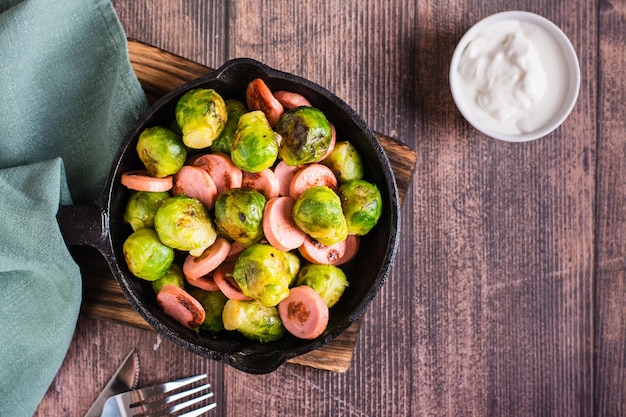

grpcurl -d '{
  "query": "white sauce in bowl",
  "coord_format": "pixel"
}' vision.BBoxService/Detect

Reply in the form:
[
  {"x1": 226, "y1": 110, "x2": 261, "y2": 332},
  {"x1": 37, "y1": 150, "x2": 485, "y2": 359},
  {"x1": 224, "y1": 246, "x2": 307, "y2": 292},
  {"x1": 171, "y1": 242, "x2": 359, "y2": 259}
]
[{"x1": 455, "y1": 20, "x2": 570, "y2": 135}]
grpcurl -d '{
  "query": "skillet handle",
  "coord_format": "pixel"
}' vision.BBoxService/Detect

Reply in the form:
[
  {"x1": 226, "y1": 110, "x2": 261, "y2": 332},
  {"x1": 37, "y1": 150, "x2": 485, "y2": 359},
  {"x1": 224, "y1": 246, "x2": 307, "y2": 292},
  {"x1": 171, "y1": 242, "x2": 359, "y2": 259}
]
[{"x1": 56, "y1": 203, "x2": 109, "y2": 252}]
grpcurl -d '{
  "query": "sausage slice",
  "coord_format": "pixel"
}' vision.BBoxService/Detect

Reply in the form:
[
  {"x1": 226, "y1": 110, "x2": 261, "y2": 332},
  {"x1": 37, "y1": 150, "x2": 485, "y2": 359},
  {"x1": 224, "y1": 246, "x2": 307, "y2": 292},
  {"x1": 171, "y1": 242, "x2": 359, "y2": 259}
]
[
  {"x1": 156, "y1": 284, "x2": 206, "y2": 329},
  {"x1": 278, "y1": 286, "x2": 329, "y2": 340}
]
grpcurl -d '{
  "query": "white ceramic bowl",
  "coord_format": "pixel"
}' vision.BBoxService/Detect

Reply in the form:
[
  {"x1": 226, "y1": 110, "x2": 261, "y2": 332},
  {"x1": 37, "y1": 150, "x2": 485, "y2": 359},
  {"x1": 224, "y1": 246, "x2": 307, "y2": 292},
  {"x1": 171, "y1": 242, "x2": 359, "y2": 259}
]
[{"x1": 449, "y1": 11, "x2": 580, "y2": 142}]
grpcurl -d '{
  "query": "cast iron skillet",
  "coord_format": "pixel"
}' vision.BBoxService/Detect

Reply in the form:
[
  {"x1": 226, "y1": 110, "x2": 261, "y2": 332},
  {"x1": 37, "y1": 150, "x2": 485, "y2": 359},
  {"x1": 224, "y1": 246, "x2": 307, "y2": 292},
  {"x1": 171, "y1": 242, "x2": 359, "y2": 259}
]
[{"x1": 57, "y1": 58, "x2": 400, "y2": 374}]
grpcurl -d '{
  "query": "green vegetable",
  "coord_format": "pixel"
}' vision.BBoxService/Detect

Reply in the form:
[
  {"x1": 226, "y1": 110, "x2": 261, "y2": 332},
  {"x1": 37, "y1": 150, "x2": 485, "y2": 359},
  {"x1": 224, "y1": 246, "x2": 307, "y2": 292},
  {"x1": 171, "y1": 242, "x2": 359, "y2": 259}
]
[
  {"x1": 136, "y1": 126, "x2": 187, "y2": 177},
  {"x1": 285, "y1": 251, "x2": 301, "y2": 287},
  {"x1": 175, "y1": 88, "x2": 227, "y2": 149},
  {"x1": 190, "y1": 287, "x2": 228, "y2": 332},
  {"x1": 231, "y1": 111, "x2": 279, "y2": 172},
  {"x1": 214, "y1": 188, "x2": 266, "y2": 247},
  {"x1": 276, "y1": 106, "x2": 332, "y2": 165},
  {"x1": 123, "y1": 191, "x2": 170, "y2": 232},
  {"x1": 232, "y1": 243, "x2": 291, "y2": 307},
  {"x1": 123, "y1": 228, "x2": 174, "y2": 281},
  {"x1": 295, "y1": 264, "x2": 348, "y2": 307},
  {"x1": 210, "y1": 99, "x2": 247, "y2": 155},
  {"x1": 151, "y1": 264, "x2": 185, "y2": 294},
  {"x1": 222, "y1": 299, "x2": 285, "y2": 342},
  {"x1": 320, "y1": 141, "x2": 363, "y2": 183},
  {"x1": 292, "y1": 186, "x2": 348, "y2": 246},
  {"x1": 339, "y1": 180, "x2": 382, "y2": 235},
  {"x1": 154, "y1": 195, "x2": 217, "y2": 254}
]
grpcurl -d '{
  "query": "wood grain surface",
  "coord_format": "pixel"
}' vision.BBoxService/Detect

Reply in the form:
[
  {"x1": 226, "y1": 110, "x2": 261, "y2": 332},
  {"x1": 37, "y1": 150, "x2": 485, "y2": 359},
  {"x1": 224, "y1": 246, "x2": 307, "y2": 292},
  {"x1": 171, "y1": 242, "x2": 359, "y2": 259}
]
[{"x1": 35, "y1": 1, "x2": 626, "y2": 416}]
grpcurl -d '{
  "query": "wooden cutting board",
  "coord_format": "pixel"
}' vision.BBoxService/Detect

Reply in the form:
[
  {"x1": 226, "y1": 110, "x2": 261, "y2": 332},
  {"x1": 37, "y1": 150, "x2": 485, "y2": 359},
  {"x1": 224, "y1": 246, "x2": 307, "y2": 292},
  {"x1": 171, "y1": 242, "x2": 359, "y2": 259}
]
[{"x1": 76, "y1": 40, "x2": 416, "y2": 373}]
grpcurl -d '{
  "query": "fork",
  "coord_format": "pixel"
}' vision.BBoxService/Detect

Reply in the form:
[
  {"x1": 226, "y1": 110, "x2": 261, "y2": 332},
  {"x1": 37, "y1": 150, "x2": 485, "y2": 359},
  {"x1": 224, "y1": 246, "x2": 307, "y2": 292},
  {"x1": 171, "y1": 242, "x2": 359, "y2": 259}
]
[{"x1": 100, "y1": 374, "x2": 216, "y2": 417}]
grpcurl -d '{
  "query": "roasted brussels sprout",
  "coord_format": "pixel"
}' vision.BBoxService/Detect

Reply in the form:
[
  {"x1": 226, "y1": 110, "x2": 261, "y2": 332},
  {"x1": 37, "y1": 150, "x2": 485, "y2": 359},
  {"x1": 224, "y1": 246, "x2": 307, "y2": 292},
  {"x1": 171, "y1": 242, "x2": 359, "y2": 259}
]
[
  {"x1": 276, "y1": 106, "x2": 332, "y2": 166},
  {"x1": 320, "y1": 141, "x2": 363, "y2": 183},
  {"x1": 231, "y1": 111, "x2": 279, "y2": 172},
  {"x1": 123, "y1": 191, "x2": 170, "y2": 232},
  {"x1": 285, "y1": 251, "x2": 301, "y2": 286},
  {"x1": 175, "y1": 88, "x2": 227, "y2": 149},
  {"x1": 151, "y1": 264, "x2": 185, "y2": 294},
  {"x1": 154, "y1": 195, "x2": 217, "y2": 254},
  {"x1": 222, "y1": 299, "x2": 285, "y2": 342},
  {"x1": 295, "y1": 264, "x2": 348, "y2": 308},
  {"x1": 210, "y1": 99, "x2": 247, "y2": 155},
  {"x1": 190, "y1": 287, "x2": 228, "y2": 332},
  {"x1": 123, "y1": 228, "x2": 174, "y2": 281},
  {"x1": 233, "y1": 243, "x2": 291, "y2": 307},
  {"x1": 292, "y1": 186, "x2": 348, "y2": 246},
  {"x1": 136, "y1": 126, "x2": 187, "y2": 178},
  {"x1": 214, "y1": 188, "x2": 266, "y2": 247},
  {"x1": 339, "y1": 180, "x2": 382, "y2": 236}
]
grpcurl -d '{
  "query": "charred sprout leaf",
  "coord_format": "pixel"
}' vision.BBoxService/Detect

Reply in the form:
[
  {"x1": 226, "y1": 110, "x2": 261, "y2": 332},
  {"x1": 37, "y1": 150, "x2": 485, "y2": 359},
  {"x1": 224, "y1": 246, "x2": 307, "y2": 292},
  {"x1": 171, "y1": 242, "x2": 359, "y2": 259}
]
[
  {"x1": 233, "y1": 243, "x2": 290, "y2": 307},
  {"x1": 175, "y1": 88, "x2": 227, "y2": 149},
  {"x1": 295, "y1": 264, "x2": 348, "y2": 308},
  {"x1": 190, "y1": 287, "x2": 228, "y2": 332},
  {"x1": 222, "y1": 299, "x2": 285, "y2": 342},
  {"x1": 210, "y1": 99, "x2": 247, "y2": 155},
  {"x1": 292, "y1": 186, "x2": 348, "y2": 246},
  {"x1": 154, "y1": 195, "x2": 217, "y2": 253},
  {"x1": 136, "y1": 126, "x2": 187, "y2": 178},
  {"x1": 123, "y1": 191, "x2": 170, "y2": 232},
  {"x1": 214, "y1": 188, "x2": 266, "y2": 247},
  {"x1": 339, "y1": 180, "x2": 382, "y2": 235},
  {"x1": 123, "y1": 228, "x2": 174, "y2": 281},
  {"x1": 151, "y1": 264, "x2": 185, "y2": 294},
  {"x1": 231, "y1": 111, "x2": 279, "y2": 172},
  {"x1": 320, "y1": 140, "x2": 363, "y2": 183},
  {"x1": 276, "y1": 106, "x2": 332, "y2": 165}
]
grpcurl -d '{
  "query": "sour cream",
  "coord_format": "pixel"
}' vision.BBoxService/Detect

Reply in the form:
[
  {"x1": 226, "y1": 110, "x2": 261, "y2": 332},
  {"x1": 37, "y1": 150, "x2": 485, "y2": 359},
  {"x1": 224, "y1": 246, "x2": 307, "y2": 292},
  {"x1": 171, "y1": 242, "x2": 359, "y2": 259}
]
[{"x1": 454, "y1": 20, "x2": 570, "y2": 135}]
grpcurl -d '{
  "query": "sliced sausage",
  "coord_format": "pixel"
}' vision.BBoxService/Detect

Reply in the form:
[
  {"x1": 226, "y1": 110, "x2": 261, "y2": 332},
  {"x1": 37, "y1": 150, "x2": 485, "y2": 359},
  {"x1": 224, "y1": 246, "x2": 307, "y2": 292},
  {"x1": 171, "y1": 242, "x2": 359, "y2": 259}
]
[
  {"x1": 121, "y1": 171, "x2": 173, "y2": 192},
  {"x1": 242, "y1": 169, "x2": 280, "y2": 200},
  {"x1": 263, "y1": 197, "x2": 306, "y2": 252},
  {"x1": 278, "y1": 285, "x2": 329, "y2": 340},
  {"x1": 186, "y1": 273, "x2": 220, "y2": 292},
  {"x1": 183, "y1": 237, "x2": 231, "y2": 281},
  {"x1": 298, "y1": 235, "x2": 346, "y2": 264},
  {"x1": 246, "y1": 78, "x2": 284, "y2": 127},
  {"x1": 289, "y1": 163, "x2": 338, "y2": 200},
  {"x1": 156, "y1": 284, "x2": 206, "y2": 329},
  {"x1": 274, "y1": 160, "x2": 301, "y2": 197},
  {"x1": 273, "y1": 90, "x2": 312, "y2": 110},
  {"x1": 225, "y1": 241, "x2": 246, "y2": 262},
  {"x1": 333, "y1": 234, "x2": 360, "y2": 265},
  {"x1": 191, "y1": 152, "x2": 243, "y2": 196},
  {"x1": 213, "y1": 262, "x2": 252, "y2": 301},
  {"x1": 172, "y1": 165, "x2": 218, "y2": 209},
  {"x1": 315, "y1": 122, "x2": 337, "y2": 162}
]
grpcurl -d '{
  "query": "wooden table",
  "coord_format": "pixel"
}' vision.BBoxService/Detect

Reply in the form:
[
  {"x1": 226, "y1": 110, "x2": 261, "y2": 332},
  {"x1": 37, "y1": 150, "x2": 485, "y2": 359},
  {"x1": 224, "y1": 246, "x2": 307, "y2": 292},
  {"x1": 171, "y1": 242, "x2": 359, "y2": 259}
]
[{"x1": 35, "y1": 1, "x2": 625, "y2": 416}]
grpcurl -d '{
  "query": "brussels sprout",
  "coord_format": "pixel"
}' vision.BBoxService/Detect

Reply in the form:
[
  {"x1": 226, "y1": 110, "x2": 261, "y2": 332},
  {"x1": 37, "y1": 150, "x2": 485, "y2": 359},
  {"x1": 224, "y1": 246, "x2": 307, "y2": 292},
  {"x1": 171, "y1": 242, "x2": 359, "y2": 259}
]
[
  {"x1": 123, "y1": 228, "x2": 174, "y2": 281},
  {"x1": 222, "y1": 299, "x2": 285, "y2": 342},
  {"x1": 295, "y1": 264, "x2": 348, "y2": 308},
  {"x1": 154, "y1": 195, "x2": 217, "y2": 253},
  {"x1": 339, "y1": 180, "x2": 383, "y2": 236},
  {"x1": 231, "y1": 111, "x2": 279, "y2": 172},
  {"x1": 292, "y1": 186, "x2": 348, "y2": 246},
  {"x1": 285, "y1": 251, "x2": 301, "y2": 286},
  {"x1": 214, "y1": 188, "x2": 266, "y2": 247},
  {"x1": 320, "y1": 141, "x2": 363, "y2": 183},
  {"x1": 136, "y1": 126, "x2": 187, "y2": 178},
  {"x1": 189, "y1": 287, "x2": 228, "y2": 332},
  {"x1": 151, "y1": 264, "x2": 185, "y2": 294},
  {"x1": 233, "y1": 243, "x2": 290, "y2": 307},
  {"x1": 210, "y1": 99, "x2": 247, "y2": 155},
  {"x1": 123, "y1": 191, "x2": 170, "y2": 232},
  {"x1": 276, "y1": 106, "x2": 332, "y2": 166},
  {"x1": 175, "y1": 88, "x2": 227, "y2": 149}
]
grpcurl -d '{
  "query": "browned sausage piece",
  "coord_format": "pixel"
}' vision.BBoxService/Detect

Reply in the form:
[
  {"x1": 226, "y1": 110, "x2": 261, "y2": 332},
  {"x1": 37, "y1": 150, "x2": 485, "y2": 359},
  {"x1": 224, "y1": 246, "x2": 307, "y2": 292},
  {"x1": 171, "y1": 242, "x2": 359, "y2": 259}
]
[
  {"x1": 241, "y1": 169, "x2": 280, "y2": 200},
  {"x1": 278, "y1": 285, "x2": 329, "y2": 340},
  {"x1": 156, "y1": 284, "x2": 206, "y2": 329},
  {"x1": 289, "y1": 163, "x2": 338, "y2": 200},
  {"x1": 121, "y1": 171, "x2": 173, "y2": 192},
  {"x1": 183, "y1": 237, "x2": 231, "y2": 281},
  {"x1": 274, "y1": 160, "x2": 301, "y2": 197},
  {"x1": 246, "y1": 78, "x2": 284, "y2": 127},
  {"x1": 332, "y1": 234, "x2": 360, "y2": 265},
  {"x1": 298, "y1": 235, "x2": 346, "y2": 264},
  {"x1": 263, "y1": 197, "x2": 306, "y2": 251},
  {"x1": 191, "y1": 152, "x2": 243, "y2": 196},
  {"x1": 272, "y1": 90, "x2": 312, "y2": 110},
  {"x1": 213, "y1": 262, "x2": 252, "y2": 301},
  {"x1": 172, "y1": 165, "x2": 218, "y2": 209}
]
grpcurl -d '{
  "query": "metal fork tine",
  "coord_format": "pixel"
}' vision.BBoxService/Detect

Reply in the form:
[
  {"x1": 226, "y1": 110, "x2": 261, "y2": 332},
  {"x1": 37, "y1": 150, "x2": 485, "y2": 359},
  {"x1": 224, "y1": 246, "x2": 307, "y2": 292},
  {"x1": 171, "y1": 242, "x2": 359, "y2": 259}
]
[
  {"x1": 178, "y1": 402, "x2": 218, "y2": 417},
  {"x1": 130, "y1": 374, "x2": 208, "y2": 404},
  {"x1": 144, "y1": 391, "x2": 215, "y2": 417}
]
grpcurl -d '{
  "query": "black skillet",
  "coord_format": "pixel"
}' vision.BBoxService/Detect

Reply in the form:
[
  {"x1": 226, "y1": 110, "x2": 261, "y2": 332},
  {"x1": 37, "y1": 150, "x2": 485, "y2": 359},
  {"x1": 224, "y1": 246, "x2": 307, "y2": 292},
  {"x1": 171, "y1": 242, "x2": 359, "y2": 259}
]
[{"x1": 57, "y1": 58, "x2": 400, "y2": 374}]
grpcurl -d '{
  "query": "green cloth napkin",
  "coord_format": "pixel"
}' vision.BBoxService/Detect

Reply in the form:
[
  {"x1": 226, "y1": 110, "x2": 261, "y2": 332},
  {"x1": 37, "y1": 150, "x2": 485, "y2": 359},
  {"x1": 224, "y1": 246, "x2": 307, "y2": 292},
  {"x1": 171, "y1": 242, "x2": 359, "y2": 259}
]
[{"x1": 0, "y1": 0, "x2": 147, "y2": 415}]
